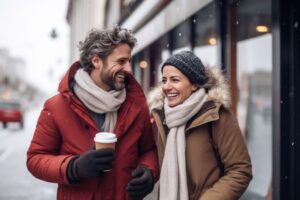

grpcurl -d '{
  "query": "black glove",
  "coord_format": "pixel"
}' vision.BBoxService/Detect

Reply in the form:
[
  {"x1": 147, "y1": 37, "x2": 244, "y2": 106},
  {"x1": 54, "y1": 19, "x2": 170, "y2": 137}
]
[
  {"x1": 68, "y1": 148, "x2": 115, "y2": 181},
  {"x1": 126, "y1": 166, "x2": 153, "y2": 200}
]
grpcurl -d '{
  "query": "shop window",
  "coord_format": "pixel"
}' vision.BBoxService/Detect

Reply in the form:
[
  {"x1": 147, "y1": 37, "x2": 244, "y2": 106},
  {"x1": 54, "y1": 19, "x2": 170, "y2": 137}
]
[
  {"x1": 120, "y1": 0, "x2": 143, "y2": 22},
  {"x1": 133, "y1": 34, "x2": 171, "y2": 90},
  {"x1": 149, "y1": 34, "x2": 171, "y2": 87},
  {"x1": 193, "y1": 2, "x2": 218, "y2": 67},
  {"x1": 230, "y1": 0, "x2": 272, "y2": 199},
  {"x1": 132, "y1": 52, "x2": 143, "y2": 84},
  {"x1": 135, "y1": 49, "x2": 151, "y2": 93},
  {"x1": 238, "y1": 35, "x2": 272, "y2": 200},
  {"x1": 170, "y1": 19, "x2": 192, "y2": 53}
]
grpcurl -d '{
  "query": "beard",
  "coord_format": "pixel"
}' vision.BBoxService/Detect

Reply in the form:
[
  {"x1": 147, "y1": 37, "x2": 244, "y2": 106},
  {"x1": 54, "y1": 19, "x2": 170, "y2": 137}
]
[{"x1": 100, "y1": 70, "x2": 126, "y2": 91}]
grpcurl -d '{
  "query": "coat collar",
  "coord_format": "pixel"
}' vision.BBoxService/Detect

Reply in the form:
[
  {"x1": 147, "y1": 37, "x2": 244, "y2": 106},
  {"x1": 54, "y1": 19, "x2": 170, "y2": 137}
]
[
  {"x1": 185, "y1": 99, "x2": 222, "y2": 131},
  {"x1": 147, "y1": 66, "x2": 231, "y2": 113},
  {"x1": 148, "y1": 66, "x2": 230, "y2": 131},
  {"x1": 58, "y1": 61, "x2": 80, "y2": 94},
  {"x1": 114, "y1": 74, "x2": 148, "y2": 138},
  {"x1": 152, "y1": 99, "x2": 222, "y2": 131},
  {"x1": 57, "y1": 61, "x2": 147, "y2": 137},
  {"x1": 58, "y1": 61, "x2": 146, "y2": 98}
]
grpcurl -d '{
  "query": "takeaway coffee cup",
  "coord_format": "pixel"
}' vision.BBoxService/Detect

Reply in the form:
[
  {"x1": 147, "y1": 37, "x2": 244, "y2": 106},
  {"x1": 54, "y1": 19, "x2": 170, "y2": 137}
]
[{"x1": 94, "y1": 132, "x2": 118, "y2": 151}]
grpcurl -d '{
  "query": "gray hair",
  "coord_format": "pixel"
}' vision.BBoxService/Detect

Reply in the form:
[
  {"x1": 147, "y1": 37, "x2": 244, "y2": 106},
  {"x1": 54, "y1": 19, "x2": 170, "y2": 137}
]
[{"x1": 78, "y1": 25, "x2": 137, "y2": 74}]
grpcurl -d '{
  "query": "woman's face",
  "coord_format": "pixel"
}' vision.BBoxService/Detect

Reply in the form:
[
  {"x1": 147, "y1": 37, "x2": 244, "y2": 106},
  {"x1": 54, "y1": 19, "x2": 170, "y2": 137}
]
[{"x1": 162, "y1": 65, "x2": 198, "y2": 107}]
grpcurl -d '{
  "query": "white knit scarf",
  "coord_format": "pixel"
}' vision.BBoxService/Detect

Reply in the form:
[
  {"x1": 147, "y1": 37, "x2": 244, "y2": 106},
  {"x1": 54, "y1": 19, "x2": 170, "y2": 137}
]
[
  {"x1": 159, "y1": 88, "x2": 207, "y2": 200},
  {"x1": 73, "y1": 68, "x2": 126, "y2": 132}
]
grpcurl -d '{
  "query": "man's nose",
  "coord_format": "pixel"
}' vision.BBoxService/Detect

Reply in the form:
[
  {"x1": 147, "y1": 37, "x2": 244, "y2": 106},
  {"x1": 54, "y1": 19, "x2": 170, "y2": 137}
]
[{"x1": 123, "y1": 61, "x2": 132, "y2": 74}]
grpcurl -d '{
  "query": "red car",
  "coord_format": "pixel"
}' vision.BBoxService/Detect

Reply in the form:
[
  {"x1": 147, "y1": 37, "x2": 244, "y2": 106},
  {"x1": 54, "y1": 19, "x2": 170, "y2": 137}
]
[{"x1": 0, "y1": 99, "x2": 24, "y2": 129}]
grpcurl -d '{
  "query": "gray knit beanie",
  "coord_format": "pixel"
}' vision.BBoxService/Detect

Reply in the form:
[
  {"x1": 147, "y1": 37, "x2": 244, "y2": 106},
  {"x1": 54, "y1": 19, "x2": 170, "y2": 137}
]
[{"x1": 162, "y1": 51, "x2": 207, "y2": 85}]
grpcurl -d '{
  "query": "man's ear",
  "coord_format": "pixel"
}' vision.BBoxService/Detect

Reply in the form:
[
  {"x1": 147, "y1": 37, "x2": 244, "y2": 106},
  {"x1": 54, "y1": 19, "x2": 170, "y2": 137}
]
[{"x1": 91, "y1": 55, "x2": 102, "y2": 69}]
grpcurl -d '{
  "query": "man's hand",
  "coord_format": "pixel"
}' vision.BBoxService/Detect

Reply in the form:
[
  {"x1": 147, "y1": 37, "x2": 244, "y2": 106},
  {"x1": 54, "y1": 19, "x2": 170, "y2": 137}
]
[
  {"x1": 73, "y1": 148, "x2": 115, "y2": 180},
  {"x1": 126, "y1": 166, "x2": 153, "y2": 200}
]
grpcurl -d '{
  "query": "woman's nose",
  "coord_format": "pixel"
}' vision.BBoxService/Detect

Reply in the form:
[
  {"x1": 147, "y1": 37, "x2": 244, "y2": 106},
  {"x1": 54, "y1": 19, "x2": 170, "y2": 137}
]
[{"x1": 163, "y1": 81, "x2": 172, "y2": 91}]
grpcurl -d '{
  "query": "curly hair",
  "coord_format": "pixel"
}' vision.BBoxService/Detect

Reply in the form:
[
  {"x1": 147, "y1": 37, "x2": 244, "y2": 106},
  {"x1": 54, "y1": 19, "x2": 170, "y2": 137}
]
[{"x1": 78, "y1": 26, "x2": 137, "y2": 74}]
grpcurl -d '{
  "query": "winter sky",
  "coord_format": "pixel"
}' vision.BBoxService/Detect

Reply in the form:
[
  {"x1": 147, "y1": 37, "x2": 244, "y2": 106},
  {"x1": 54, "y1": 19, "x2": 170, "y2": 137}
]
[{"x1": 0, "y1": 0, "x2": 70, "y2": 94}]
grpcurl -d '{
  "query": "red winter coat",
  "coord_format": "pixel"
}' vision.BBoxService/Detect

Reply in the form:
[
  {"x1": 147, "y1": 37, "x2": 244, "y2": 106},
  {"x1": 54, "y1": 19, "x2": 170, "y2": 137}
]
[{"x1": 27, "y1": 62, "x2": 159, "y2": 200}]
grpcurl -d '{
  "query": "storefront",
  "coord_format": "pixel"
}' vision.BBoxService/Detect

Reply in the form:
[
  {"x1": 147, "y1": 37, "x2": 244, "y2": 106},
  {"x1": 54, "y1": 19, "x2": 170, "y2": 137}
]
[{"x1": 113, "y1": 0, "x2": 300, "y2": 199}]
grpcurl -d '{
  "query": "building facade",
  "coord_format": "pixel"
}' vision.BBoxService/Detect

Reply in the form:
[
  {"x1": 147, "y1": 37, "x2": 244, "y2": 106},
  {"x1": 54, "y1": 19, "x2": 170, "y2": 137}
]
[
  {"x1": 66, "y1": 0, "x2": 106, "y2": 63},
  {"x1": 104, "y1": 0, "x2": 300, "y2": 199}
]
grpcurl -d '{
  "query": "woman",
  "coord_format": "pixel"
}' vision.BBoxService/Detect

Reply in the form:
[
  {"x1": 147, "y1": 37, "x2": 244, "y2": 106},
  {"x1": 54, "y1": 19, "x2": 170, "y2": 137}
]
[{"x1": 147, "y1": 51, "x2": 252, "y2": 200}]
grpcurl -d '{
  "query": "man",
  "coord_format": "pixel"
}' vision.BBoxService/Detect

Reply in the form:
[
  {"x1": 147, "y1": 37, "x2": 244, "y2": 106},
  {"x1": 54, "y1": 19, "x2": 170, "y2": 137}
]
[{"x1": 27, "y1": 26, "x2": 159, "y2": 200}]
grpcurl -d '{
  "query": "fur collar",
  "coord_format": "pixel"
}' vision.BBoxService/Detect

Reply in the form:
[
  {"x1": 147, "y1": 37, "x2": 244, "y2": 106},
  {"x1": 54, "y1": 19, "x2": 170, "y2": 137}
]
[{"x1": 147, "y1": 67, "x2": 231, "y2": 112}]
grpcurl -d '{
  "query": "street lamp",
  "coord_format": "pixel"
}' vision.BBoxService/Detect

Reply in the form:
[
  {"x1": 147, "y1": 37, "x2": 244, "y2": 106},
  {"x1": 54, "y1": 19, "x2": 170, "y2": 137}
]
[{"x1": 50, "y1": 28, "x2": 58, "y2": 39}]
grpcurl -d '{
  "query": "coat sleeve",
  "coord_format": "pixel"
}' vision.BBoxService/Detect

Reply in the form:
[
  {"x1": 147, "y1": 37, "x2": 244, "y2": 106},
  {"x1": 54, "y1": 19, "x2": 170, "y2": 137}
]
[
  {"x1": 26, "y1": 101, "x2": 74, "y2": 184},
  {"x1": 200, "y1": 108, "x2": 253, "y2": 200},
  {"x1": 137, "y1": 102, "x2": 159, "y2": 182}
]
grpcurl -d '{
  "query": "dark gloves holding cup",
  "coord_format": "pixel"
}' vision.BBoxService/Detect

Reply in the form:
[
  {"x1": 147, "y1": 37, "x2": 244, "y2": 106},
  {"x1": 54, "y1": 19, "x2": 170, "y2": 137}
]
[
  {"x1": 67, "y1": 148, "x2": 115, "y2": 182},
  {"x1": 126, "y1": 166, "x2": 154, "y2": 200}
]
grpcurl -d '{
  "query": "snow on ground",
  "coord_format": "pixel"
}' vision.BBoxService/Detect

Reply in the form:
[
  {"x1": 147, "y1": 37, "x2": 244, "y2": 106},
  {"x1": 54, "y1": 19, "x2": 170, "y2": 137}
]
[{"x1": 0, "y1": 97, "x2": 57, "y2": 200}]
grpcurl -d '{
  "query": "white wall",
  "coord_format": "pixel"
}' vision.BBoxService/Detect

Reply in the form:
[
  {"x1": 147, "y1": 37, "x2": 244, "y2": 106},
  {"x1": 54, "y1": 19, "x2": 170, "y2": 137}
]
[
  {"x1": 67, "y1": 0, "x2": 106, "y2": 63},
  {"x1": 122, "y1": 0, "x2": 213, "y2": 55}
]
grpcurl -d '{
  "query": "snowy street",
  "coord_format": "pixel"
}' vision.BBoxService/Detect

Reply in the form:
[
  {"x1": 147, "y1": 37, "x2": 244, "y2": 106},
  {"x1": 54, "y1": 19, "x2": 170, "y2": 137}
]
[{"x1": 0, "y1": 101, "x2": 57, "y2": 200}]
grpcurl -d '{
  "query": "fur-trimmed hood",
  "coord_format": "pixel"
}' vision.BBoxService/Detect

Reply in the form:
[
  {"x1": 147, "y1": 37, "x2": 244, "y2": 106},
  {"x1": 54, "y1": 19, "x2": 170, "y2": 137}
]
[{"x1": 147, "y1": 66, "x2": 231, "y2": 112}]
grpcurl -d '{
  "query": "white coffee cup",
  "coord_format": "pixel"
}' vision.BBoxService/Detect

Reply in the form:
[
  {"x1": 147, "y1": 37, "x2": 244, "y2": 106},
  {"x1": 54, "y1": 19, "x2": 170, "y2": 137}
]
[{"x1": 94, "y1": 132, "x2": 118, "y2": 150}]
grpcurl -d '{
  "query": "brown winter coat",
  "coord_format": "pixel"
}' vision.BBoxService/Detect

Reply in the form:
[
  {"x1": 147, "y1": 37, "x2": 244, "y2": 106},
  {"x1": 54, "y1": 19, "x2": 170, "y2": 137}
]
[{"x1": 147, "y1": 67, "x2": 252, "y2": 200}]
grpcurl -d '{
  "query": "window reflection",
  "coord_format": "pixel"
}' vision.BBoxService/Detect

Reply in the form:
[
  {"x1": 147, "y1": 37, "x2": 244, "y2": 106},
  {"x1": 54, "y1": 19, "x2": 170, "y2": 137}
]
[
  {"x1": 170, "y1": 19, "x2": 192, "y2": 53},
  {"x1": 193, "y1": 3, "x2": 217, "y2": 67},
  {"x1": 238, "y1": 35, "x2": 272, "y2": 199},
  {"x1": 234, "y1": 0, "x2": 272, "y2": 199}
]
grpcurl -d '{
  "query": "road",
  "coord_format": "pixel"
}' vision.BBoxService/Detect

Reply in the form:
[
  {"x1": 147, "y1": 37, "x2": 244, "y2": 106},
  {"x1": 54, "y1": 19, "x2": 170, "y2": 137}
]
[{"x1": 0, "y1": 103, "x2": 57, "y2": 200}]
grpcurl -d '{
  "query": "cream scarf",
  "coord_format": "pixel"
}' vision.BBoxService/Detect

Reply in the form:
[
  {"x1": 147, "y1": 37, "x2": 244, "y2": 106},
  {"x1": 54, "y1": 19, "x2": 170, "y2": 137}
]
[
  {"x1": 159, "y1": 88, "x2": 207, "y2": 200},
  {"x1": 73, "y1": 68, "x2": 126, "y2": 132}
]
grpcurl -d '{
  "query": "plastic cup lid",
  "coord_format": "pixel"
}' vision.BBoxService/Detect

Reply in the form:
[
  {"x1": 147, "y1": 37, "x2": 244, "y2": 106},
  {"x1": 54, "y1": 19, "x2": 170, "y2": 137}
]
[{"x1": 94, "y1": 132, "x2": 117, "y2": 143}]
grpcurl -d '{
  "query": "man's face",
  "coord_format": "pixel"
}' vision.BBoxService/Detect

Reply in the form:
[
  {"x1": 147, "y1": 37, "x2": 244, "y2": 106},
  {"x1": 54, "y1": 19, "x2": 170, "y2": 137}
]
[{"x1": 91, "y1": 43, "x2": 132, "y2": 91}]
